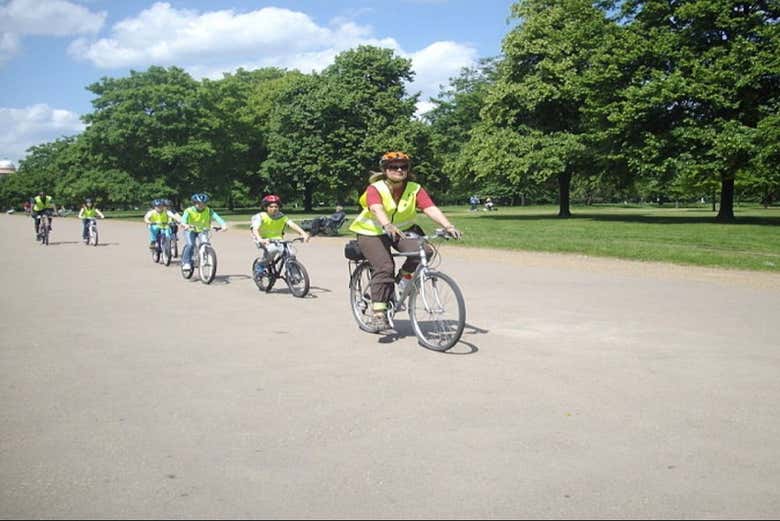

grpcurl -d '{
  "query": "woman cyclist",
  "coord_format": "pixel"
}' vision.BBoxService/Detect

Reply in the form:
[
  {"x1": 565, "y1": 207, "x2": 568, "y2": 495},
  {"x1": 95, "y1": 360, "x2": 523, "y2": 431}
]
[
  {"x1": 251, "y1": 194, "x2": 310, "y2": 273},
  {"x1": 180, "y1": 193, "x2": 228, "y2": 271},
  {"x1": 78, "y1": 198, "x2": 104, "y2": 243},
  {"x1": 349, "y1": 151, "x2": 462, "y2": 332}
]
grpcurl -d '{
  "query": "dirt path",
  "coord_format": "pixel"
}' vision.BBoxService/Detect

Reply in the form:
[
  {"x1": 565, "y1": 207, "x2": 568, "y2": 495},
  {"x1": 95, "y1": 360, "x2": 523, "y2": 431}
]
[{"x1": 1, "y1": 214, "x2": 779, "y2": 519}]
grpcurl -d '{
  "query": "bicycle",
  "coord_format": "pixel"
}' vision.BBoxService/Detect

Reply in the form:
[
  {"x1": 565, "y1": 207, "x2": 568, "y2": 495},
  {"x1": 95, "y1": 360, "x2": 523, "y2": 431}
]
[
  {"x1": 84, "y1": 218, "x2": 99, "y2": 246},
  {"x1": 347, "y1": 229, "x2": 466, "y2": 352},
  {"x1": 150, "y1": 225, "x2": 172, "y2": 266},
  {"x1": 181, "y1": 226, "x2": 220, "y2": 284},
  {"x1": 35, "y1": 213, "x2": 52, "y2": 245},
  {"x1": 252, "y1": 237, "x2": 310, "y2": 297}
]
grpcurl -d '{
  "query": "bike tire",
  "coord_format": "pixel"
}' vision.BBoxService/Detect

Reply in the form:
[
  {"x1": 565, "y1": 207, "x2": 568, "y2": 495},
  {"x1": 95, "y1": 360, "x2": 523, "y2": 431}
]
[
  {"x1": 171, "y1": 239, "x2": 178, "y2": 258},
  {"x1": 42, "y1": 224, "x2": 49, "y2": 245},
  {"x1": 152, "y1": 247, "x2": 160, "y2": 263},
  {"x1": 348, "y1": 262, "x2": 376, "y2": 333},
  {"x1": 91, "y1": 226, "x2": 99, "y2": 246},
  {"x1": 162, "y1": 236, "x2": 172, "y2": 266},
  {"x1": 409, "y1": 270, "x2": 466, "y2": 352},
  {"x1": 252, "y1": 258, "x2": 274, "y2": 293},
  {"x1": 284, "y1": 259, "x2": 310, "y2": 298},
  {"x1": 199, "y1": 245, "x2": 217, "y2": 284}
]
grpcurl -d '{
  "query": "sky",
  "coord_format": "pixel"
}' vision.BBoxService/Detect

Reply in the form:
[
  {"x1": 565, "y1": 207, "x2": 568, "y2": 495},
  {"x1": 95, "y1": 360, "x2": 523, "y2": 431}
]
[{"x1": 0, "y1": 0, "x2": 517, "y2": 166}]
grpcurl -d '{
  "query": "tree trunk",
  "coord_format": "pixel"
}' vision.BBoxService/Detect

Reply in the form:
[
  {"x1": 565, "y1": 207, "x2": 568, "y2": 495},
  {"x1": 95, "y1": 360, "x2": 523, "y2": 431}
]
[
  {"x1": 558, "y1": 171, "x2": 572, "y2": 218},
  {"x1": 716, "y1": 178, "x2": 735, "y2": 221},
  {"x1": 304, "y1": 183, "x2": 314, "y2": 212}
]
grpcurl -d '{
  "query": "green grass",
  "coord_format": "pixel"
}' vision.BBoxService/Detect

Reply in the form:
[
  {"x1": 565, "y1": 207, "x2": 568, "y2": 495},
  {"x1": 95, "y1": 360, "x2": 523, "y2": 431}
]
[
  {"x1": 433, "y1": 205, "x2": 780, "y2": 272},
  {"x1": 106, "y1": 204, "x2": 780, "y2": 272}
]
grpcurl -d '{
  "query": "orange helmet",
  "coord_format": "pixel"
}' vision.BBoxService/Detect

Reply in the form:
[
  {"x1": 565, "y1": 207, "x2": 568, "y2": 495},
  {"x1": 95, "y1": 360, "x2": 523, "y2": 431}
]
[{"x1": 379, "y1": 151, "x2": 411, "y2": 169}]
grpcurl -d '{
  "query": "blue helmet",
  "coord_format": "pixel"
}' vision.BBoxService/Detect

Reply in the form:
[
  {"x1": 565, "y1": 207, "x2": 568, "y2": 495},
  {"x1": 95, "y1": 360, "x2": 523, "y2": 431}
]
[{"x1": 191, "y1": 193, "x2": 209, "y2": 203}]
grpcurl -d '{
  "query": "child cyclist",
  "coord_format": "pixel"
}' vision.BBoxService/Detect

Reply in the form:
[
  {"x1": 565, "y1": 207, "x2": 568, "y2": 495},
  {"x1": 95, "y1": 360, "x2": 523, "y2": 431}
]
[
  {"x1": 78, "y1": 198, "x2": 104, "y2": 243},
  {"x1": 143, "y1": 199, "x2": 178, "y2": 251},
  {"x1": 251, "y1": 194, "x2": 310, "y2": 273},
  {"x1": 181, "y1": 193, "x2": 228, "y2": 271}
]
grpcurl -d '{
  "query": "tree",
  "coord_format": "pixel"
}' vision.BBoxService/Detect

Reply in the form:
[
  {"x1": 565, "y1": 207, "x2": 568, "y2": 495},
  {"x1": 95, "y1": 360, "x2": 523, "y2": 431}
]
[
  {"x1": 82, "y1": 66, "x2": 214, "y2": 200},
  {"x1": 616, "y1": 0, "x2": 780, "y2": 220},
  {"x1": 480, "y1": 0, "x2": 617, "y2": 217},
  {"x1": 262, "y1": 46, "x2": 423, "y2": 210}
]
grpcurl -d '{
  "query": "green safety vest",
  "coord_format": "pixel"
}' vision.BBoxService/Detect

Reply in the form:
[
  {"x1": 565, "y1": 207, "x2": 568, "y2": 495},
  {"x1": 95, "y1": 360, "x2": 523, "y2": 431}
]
[
  {"x1": 33, "y1": 195, "x2": 53, "y2": 212},
  {"x1": 184, "y1": 206, "x2": 212, "y2": 231},
  {"x1": 349, "y1": 180, "x2": 421, "y2": 236},
  {"x1": 82, "y1": 207, "x2": 98, "y2": 218},
  {"x1": 148, "y1": 210, "x2": 170, "y2": 227},
  {"x1": 255, "y1": 212, "x2": 289, "y2": 240}
]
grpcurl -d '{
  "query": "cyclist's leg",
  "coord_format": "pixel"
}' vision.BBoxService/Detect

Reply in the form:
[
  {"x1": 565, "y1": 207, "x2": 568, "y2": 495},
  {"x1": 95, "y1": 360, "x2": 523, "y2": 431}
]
[
  {"x1": 148, "y1": 225, "x2": 160, "y2": 249},
  {"x1": 82, "y1": 219, "x2": 90, "y2": 239},
  {"x1": 181, "y1": 230, "x2": 197, "y2": 266},
  {"x1": 32, "y1": 211, "x2": 41, "y2": 234},
  {"x1": 357, "y1": 234, "x2": 395, "y2": 321}
]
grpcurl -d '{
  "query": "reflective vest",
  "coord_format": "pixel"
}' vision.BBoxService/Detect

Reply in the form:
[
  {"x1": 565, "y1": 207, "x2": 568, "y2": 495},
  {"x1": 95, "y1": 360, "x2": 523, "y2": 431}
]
[
  {"x1": 148, "y1": 210, "x2": 170, "y2": 227},
  {"x1": 33, "y1": 195, "x2": 53, "y2": 212},
  {"x1": 82, "y1": 207, "x2": 97, "y2": 219},
  {"x1": 254, "y1": 212, "x2": 289, "y2": 240},
  {"x1": 349, "y1": 181, "x2": 421, "y2": 236},
  {"x1": 183, "y1": 206, "x2": 212, "y2": 231}
]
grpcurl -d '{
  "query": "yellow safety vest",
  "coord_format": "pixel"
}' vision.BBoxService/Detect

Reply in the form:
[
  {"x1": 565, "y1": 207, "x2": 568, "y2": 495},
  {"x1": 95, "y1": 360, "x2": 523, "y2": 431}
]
[
  {"x1": 255, "y1": 212, "x2": 289, "y2": 240},
  {"x1": 349, "y1": 181, "x2": 421, "y2": 236},
  {"x1": 82, "y1": 207, "x2": 98, "y2": 218},
  {"x1": 183, "y1": 206, "x2": 211, "y2": 231},
  {"x1": 148, "y1": 210, "x2": 170, "y2": 227},
  {"x1": 33, "y1": 195, "x2": 53, "y2": 212}
]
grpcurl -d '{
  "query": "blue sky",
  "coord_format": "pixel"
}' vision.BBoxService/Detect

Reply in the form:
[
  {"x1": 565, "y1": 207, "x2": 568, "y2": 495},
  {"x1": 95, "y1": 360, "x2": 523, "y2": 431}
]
[{"x1": 0, "y1": 0, "x2": 517, "y2": 166}]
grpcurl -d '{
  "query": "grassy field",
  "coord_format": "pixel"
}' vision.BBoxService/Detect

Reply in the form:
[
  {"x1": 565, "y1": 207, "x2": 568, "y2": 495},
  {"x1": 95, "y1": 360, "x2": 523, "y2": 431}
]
[{"x1": 108, "y1": 204, "x2": 780, "y2": 272}]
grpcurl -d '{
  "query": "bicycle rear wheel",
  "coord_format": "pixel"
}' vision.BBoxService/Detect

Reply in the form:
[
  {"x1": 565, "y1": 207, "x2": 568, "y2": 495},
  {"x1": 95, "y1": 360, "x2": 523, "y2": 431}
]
[
  {"x1": 348, "y1": 262, "x2": 375, "y2": 332},
  {"x1": 199, "y1": 245, "x2": 217, "y2": 284},
  {"x1": 284, "y1": 259, "x2": 310, "y2": 298},
  {"x1": 409, "y1": 270, "x2": 466, "y2": 352}
]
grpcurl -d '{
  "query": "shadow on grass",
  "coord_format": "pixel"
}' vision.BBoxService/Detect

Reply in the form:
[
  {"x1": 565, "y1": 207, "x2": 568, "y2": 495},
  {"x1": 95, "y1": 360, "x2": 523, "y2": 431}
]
[{"x1": 477, "y1": 212, "x2": 780, "y2": 226}]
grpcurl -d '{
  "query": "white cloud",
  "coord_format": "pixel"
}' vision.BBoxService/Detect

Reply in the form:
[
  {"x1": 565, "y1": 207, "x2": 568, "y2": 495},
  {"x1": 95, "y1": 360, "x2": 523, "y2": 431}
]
[
  {"x1": 407, "y1": 41, "x2": 478, "y2": 110},
  {"x1": 0, "y1": 104, "x2": 85, "y2": 164},
  {"x1": 66, "y1": 2, "x2": 477, "y2": 115},
  {"x1": 0, "y1": 0, "x2": 105, "y2": 63}
]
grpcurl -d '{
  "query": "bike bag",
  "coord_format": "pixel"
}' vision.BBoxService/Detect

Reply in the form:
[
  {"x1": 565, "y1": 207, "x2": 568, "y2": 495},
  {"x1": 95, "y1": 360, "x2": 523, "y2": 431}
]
[{"x1": 344, "y1": 240, "x2": 364, "y2": 260}]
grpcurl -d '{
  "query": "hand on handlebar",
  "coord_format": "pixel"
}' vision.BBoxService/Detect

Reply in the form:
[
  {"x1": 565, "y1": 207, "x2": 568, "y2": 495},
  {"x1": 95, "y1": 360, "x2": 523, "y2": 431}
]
[
  {"x1": 445, "y1": 226, "x2": 463, "y2": 240},
  {"x1": 383, "y1": 223, "x2": 402, "y2": 239}
]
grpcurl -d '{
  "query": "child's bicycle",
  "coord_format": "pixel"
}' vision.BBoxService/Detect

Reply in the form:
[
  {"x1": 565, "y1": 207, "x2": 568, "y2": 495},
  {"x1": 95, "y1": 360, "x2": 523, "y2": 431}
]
[
  {"x1": 150, "y1": 225, "x2": 172, "y2": 266},
  {"x1": 169, "y1": 223, "x2": 179, "y2": 258},
  {"x1": 84, "y1": 218, "x2": 99, "y2": 246},
  {"x1": 181, "y1": 226, "x2": 221, "y2": 284},
  {"x1": 35, "y1": 214, "x2": 52, "y2": 245},
  {"x1": 346, "y1": 229, "x2": 466, "y2": 352},
  {"x1": 252, "y1": 238, "x2": 310, "y2": 297}
]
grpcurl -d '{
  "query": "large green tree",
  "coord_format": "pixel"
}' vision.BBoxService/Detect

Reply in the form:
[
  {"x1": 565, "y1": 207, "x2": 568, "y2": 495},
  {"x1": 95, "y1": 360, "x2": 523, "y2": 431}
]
[
  {"x1": 480, "y1": 0, "x2": 616, "y2": 217},
  {"x1": 82, "y1": 66, "x2": 214, "y2": 201},
  {"x1": 262, "y1": 46, "x2": 424, "y2": 210},
  {"x1": 615, "y1": 0, "x2": 780, "y2": 220}
]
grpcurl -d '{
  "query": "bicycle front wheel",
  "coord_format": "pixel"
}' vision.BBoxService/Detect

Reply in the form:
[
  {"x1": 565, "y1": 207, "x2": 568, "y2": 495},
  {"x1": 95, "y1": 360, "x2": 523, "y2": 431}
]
[
  {"x1": 409, "y1": 270, "x2": 466, "y2": 352},
  {"x1": 284, "y1": 259, "x2": 310, "y2": 298},
  {"x1": 199, "y1": 245, "x2": 217, "y2": 284},
  {"x1": 348, "y1": 262, "x2": 375, "y2": 333},
  {"x1": 162, "y1": 236, "x2": 172, "y2": 266},
  {"x1": 171, "y1": 238, "x2": 178, "y2": 258},
  {"x1": 91, "y1": 225, "x2": 99, "y2": 246}
]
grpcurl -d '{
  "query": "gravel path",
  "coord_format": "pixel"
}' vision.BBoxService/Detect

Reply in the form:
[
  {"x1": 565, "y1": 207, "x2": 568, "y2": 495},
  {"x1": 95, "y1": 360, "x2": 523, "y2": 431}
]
[{"x1": 1, "y1": 214, "x2": 779, "y2": 519}]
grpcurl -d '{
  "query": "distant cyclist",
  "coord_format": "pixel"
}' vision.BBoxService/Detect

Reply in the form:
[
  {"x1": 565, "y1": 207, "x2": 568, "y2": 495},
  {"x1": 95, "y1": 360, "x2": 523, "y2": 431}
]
[
  {"x1": 30, "y1": 190, "x2": 57, "y2": 240},
  {"x1": 143, "y1": 199, "x2": 175, "y2": 251},
  {"x1": 78, "y1": 198, "x2": 105, "y2": 243},
  {"x1": 180, "y1": 193, "x2": 228, "y2": 271},
  {"x1": 349, "y1": 151, "x2": 462, "y2": 331},
  {"x1": 250, "y1": 194, "x2": 310, "y2": 272},
  {"x1": 163, "y1": 199, "x2": 182, "y2": 243}
]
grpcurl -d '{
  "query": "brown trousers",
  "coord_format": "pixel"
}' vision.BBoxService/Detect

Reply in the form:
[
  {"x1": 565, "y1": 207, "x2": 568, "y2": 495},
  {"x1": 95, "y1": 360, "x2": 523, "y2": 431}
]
[{"x1": 357, "y1": 228, "x2": 433, "y2": 305}]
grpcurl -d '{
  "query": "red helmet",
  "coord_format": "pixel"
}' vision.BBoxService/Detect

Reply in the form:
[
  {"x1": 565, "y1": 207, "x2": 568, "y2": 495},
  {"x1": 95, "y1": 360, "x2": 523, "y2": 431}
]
[{"x1": 261, "y1": 194, "x2": 281, "y2": 208}]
